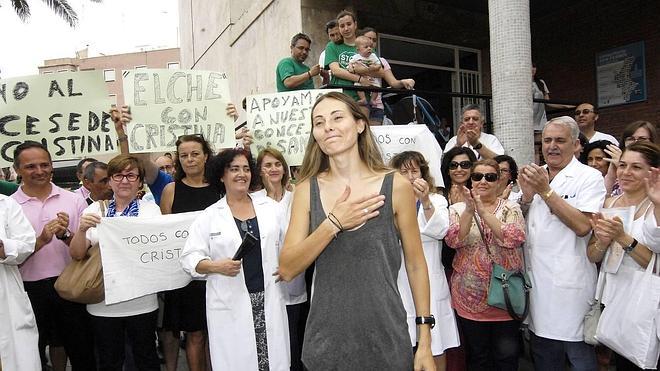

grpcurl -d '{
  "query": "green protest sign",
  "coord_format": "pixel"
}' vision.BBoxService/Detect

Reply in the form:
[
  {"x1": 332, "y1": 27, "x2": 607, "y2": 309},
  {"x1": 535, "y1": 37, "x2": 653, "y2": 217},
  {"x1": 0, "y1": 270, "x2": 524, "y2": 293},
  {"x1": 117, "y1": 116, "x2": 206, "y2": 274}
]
[
  {"x1": 123, "y1": 69, "x2": 234, "y2": 153},
  {"x1": 246, "y1": 89, "x2": 340, "y2": 166},
  {"x1": 0, "y1": 71, "x2": 117, "y2": 167}
]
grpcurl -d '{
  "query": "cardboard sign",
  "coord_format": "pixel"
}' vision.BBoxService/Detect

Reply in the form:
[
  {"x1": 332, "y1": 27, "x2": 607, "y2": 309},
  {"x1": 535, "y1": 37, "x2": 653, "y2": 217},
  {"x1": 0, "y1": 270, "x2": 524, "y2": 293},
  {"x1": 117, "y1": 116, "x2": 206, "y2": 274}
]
[
  {"x1": 123, "y1": 69, "x2": 234, "y2": 153},
  {"x1": 0, "y1": 71, "x2": 117, "y2": 167},
  {"x1": 97, "y1": 212, "x2": 200, "y2": 304},
  {"x1": 246, "y1": 89, "x2": 340, "y2": 166}
]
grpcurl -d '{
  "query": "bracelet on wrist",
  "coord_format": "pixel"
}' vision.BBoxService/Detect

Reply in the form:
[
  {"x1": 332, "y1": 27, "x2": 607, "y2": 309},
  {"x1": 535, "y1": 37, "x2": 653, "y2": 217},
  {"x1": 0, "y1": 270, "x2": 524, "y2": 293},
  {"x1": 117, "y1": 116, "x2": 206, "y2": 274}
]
[
  {"x1": 358, "y1": 76, "x2": 362, "y2": 83},
  {"x1": 307, "y1": 71, "x2": 312, "y2": 79},
  {"x1": 327, "y1": 213, "x2": 344, "y2": 235},
  {"x1": 117, "y1": 134, "x2": 128, "y2": 142},
  {"x1": 541, "y1": 189, "x2": 554, "y2": 201}
]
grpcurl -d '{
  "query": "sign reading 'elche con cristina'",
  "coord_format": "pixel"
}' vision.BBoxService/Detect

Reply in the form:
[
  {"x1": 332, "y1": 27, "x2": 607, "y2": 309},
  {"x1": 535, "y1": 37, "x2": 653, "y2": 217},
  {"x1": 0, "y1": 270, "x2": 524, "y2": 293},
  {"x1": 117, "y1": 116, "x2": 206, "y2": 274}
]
[{"x1": 123, "y1": 69, "x2": 235, "y2": 153}]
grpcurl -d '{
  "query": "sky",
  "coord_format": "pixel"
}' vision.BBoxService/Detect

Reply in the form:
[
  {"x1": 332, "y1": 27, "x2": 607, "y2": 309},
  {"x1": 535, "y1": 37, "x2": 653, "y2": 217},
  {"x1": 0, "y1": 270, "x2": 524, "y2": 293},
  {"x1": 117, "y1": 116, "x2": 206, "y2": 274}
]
[{"x1": 0, "y1": 0, "x2": 179, "y2": 79}]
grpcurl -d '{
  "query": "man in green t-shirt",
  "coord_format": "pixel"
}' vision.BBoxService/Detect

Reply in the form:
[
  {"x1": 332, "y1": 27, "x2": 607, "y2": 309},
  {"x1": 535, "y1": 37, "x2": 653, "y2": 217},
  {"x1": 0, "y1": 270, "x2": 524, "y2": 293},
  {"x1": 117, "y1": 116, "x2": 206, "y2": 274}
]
[
  {"x1": 325, "y1": 10, "x2": 382, "y2": 117},
  {"x1": 276, "y1": 33, "x2": 320, "y2": 92}
]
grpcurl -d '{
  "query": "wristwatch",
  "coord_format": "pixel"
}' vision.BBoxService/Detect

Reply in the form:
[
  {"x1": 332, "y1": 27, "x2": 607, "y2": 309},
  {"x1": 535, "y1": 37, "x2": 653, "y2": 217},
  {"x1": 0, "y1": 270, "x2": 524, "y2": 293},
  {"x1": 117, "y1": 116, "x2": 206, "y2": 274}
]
[
  {"x1": 415, "y1": 315, "x2": 435, "y2": 329},
  {"x1": 623, "y1": 238, "x2": 638, "y2": 253},
  {"x1": 56, "y1": 229, "x2": 72, "y2": 241},
  {"x1": 473, "y1": 142, "x2": 483, "y2": 150}
]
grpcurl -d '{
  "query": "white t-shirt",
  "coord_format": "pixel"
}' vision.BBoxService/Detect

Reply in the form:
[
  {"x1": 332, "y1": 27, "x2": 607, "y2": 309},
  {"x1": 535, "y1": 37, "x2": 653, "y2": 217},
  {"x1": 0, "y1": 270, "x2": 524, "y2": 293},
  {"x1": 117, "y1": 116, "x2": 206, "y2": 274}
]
[
  {"x1": 443, "y1": 132, "x2": 505, "y2": 159},
  {"x1": 643, "y1": 212, "x2": 660, "y2": 252},
  {"x1": 85, "y1": 199, "x2": 161, "y2": 317},
  {"x1": 589, "y1": 131, "x2": 619, "y2": 146},
  {"x1": 349, "y1": 52, "x2": 382, "y2": 87}
]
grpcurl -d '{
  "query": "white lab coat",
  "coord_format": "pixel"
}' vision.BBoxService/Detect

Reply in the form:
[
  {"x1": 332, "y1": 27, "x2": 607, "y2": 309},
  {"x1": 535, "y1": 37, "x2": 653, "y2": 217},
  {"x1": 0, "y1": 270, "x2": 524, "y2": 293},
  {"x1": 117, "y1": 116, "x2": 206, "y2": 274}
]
[
  {"x1": 251, "y1": 189, "x2": 306, "y2": 305},
  {"x1": 525, "y1": 158, "x2": 606, "y2": 341},
  {"x1": 180, "y1": 196, "x2": 290, "y2": 370},
  {"x1": 0, "y1": 195, "x2": 40, "y2": 371},
  {"x1": 397, "y1": 193, "x2": 460, "y2": 355}
]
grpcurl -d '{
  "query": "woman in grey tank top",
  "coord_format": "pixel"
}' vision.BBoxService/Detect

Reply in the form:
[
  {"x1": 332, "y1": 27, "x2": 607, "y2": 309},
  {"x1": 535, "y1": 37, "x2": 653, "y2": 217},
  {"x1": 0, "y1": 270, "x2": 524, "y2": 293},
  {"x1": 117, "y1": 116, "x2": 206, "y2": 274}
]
[{"x1": 278, "y1": 92, "x2": 437, "y2": 370}]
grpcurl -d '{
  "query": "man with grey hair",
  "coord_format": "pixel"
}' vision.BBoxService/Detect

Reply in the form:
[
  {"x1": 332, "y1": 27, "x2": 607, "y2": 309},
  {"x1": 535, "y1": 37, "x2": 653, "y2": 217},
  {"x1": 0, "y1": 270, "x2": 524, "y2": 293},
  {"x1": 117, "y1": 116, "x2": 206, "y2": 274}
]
[
  {"x1": 81, "y1": 161, "x2": 113, "y2": 205},
  {"x1": 443, "y1": 104, "x2": 504, "y2": 159},
  {"x1": 518, "y1": 116, "x2": 605, "y2": 371}
]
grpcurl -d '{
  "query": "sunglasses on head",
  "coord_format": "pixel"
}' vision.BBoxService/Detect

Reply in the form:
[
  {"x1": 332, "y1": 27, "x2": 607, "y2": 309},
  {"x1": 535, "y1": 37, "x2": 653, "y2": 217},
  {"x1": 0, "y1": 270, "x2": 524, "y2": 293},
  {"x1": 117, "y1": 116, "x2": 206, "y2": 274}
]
[
  {"x1": 574, "y1": 109, "x2": 595, "y2": 116},
  {"x1": 449, "y1": 161, "x2": 472, "y2": 170},
  {"x1": 471, "y1": 172, "x2": 498, "y2": 182}
]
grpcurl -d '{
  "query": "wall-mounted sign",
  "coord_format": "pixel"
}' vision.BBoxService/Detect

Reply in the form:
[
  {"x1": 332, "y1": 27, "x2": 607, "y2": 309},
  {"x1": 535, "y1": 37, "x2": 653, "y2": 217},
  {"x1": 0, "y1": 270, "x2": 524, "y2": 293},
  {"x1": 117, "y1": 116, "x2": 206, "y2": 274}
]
[{"x1": 596, "y1": 41, "x2": 646, "y2": 107}]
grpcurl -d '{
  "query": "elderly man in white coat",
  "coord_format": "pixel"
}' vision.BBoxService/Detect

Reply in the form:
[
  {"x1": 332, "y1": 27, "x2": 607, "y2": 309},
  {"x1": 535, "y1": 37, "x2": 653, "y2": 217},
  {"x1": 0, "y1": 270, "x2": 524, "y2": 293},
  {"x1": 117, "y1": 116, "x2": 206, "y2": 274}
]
[
  {"x1": 180, "y1": 149, "x2": 290, "y2": 371},
  {"x1": 519, "y1": 116, "x2": 606, "y2": 371},
  {"x1": 0, "y1": 194, "x2": 40, "y2": 371}
]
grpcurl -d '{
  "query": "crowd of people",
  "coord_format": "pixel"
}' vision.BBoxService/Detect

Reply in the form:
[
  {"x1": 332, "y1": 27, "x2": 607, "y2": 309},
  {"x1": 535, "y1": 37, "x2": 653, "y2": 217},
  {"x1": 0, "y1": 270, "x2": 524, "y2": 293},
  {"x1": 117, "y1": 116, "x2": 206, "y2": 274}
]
[{"x1": 2, "y1": 8, "x2": 660, "y2": 371}]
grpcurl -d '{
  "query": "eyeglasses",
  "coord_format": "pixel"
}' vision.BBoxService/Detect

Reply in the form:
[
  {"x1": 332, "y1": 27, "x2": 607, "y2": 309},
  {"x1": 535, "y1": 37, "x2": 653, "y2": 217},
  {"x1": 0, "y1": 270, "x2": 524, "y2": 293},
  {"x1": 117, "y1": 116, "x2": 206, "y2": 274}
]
[
  {"x1": 471, "y1": 172, "x2": 499, "y2": 182},
  {"x1": 111, "y1": 173, "x2": 139, "y2": 182},
  {"x1": 449, "y1": 161, "x2": 472, "y2": 170},
  {"x1": 574, "y1": 109, "x2": 595, "y2": 116},
  {"x1": 624, "y1": 136, "x2": 650, "y2": 143}
]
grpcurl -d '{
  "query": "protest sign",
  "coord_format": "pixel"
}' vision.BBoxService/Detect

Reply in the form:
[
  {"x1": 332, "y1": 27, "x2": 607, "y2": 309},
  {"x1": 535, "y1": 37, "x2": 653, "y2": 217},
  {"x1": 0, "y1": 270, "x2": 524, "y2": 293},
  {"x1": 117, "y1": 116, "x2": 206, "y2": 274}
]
[
  {"x1": 246, "y1": 89, "x2": 340, "y2": 166},
  {"x1": 97, "y1": 211, "x2": 199, "y2": 304},
  {"x1": 0, "y1": 71, "x2": 117, "y2": 167},
  {"x1": 371, "y1": 125, "x2": 445, "y2": 188},
  {"x1": 123, "y1": 69, "x2": 234, "y2": 153}
]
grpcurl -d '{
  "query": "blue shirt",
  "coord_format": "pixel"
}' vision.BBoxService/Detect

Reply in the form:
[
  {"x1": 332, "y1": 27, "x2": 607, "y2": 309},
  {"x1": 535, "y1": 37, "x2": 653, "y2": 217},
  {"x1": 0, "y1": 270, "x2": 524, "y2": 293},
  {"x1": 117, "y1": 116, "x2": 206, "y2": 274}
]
[{"x1": 148, "y1": 170, "x2": 173, "y2": 205}]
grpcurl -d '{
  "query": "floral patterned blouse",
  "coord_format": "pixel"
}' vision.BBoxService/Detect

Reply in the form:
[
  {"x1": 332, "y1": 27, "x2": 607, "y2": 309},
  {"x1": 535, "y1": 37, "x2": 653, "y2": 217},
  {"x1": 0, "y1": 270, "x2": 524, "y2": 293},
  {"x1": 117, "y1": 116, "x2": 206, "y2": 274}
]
[{"x1": 445, "y1": 198, "x2": 526, "y2": 321}]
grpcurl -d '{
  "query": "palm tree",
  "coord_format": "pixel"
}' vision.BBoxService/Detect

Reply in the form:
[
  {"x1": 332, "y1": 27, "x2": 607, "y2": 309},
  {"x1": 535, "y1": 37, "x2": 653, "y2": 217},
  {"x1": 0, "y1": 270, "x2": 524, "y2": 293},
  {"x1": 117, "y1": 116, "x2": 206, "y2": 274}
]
[{"x1": 9, "y1": 0, "x2": 101, "y2": 27}]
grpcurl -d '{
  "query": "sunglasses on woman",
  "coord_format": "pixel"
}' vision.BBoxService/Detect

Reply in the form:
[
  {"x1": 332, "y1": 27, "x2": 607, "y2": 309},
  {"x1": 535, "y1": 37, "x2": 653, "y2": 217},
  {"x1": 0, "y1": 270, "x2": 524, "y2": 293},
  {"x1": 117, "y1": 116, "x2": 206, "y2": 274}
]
[
  {"x1": 470, "y1": 172, "x2": 498, "y2": 182},
  {"x1": 449, "y1": 161, "x2": 472, "y2": 170}
]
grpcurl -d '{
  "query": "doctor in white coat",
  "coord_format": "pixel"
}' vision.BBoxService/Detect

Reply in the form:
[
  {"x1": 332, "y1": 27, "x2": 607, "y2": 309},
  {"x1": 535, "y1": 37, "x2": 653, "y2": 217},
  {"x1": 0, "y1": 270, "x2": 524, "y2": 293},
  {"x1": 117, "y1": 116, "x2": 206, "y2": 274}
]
[
  {"x1": 181, "y1": 149, "x2": 290, "y2": 371},
  {"x1": 519, "y1": 117, "x2": 606, "y2": 371},
  {"x1": 391, "y1": 151, "x2": 460, "y2": 370},
  {"x1": 0, "y1": 194, "x2": 40, "y2": 371}
]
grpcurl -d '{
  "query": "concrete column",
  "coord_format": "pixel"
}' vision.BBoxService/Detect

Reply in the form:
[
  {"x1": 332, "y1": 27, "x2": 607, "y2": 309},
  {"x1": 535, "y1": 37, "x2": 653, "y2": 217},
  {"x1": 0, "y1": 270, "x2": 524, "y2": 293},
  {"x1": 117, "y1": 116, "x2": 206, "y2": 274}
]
[{"x1": 488, "y1": 0, "x2": 534, "y2": 166}]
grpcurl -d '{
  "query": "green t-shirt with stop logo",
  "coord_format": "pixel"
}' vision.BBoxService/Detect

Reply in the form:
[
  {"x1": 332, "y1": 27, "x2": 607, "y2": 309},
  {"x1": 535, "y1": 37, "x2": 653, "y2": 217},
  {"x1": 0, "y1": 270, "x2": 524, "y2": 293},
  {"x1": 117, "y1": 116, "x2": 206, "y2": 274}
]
[{"x1": 324, "y1": 41, "x2": 359, "y2": 101}]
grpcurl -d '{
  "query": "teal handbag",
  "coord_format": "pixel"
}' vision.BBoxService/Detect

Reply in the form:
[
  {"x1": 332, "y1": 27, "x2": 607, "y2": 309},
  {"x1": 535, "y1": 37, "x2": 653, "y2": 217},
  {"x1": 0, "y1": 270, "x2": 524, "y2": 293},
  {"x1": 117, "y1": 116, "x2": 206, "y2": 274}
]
[
  {"x1": 487, "y1": 263, "x2": 532, "y2": 321},
  {"x1": 473, "y1": 213, "x2": 531, "y2": 321}
]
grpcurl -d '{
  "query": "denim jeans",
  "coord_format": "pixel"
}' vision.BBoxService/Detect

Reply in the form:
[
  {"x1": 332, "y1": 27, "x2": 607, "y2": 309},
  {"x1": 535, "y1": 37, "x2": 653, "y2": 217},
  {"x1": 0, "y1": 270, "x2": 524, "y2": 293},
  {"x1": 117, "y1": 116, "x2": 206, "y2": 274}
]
[{"x1": 530, "y1": 331, "x2": 597, "y2": 371}]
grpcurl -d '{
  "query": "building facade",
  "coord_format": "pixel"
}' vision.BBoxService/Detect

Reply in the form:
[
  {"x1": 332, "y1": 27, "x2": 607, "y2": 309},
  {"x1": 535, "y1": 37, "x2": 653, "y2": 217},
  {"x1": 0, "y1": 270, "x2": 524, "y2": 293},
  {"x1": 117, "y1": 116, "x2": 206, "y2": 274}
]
[{"x1": 178, "y1": 0, "x2": 658, "y2": 142}]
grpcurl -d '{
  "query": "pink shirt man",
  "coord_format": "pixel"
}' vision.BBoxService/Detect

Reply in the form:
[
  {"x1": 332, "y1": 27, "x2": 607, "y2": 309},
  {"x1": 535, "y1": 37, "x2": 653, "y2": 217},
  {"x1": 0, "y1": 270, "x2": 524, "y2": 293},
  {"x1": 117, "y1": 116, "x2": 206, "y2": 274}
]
[{"x1": 12, "y1": 184, "x2": 87, "y2": 281}]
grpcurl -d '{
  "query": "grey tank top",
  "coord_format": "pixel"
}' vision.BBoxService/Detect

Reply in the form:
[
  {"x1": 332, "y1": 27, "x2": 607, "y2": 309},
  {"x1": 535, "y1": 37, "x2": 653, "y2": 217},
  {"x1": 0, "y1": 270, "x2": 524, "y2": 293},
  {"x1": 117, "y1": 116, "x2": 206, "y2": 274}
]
[{"x1": 302, "y1": 172, "x2": 413, "y2": 370}]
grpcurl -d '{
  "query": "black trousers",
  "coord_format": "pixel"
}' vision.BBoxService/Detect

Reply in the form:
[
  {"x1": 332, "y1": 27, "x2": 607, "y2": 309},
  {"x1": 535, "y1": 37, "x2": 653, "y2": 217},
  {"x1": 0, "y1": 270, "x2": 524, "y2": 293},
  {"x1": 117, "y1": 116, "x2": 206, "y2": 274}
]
[
  {"x1": 24, "y1": 277, "x2": 97, "y2": 371},
  {"x1": 287, "y1": 302, "x2": 310, "y2": 371},
  {"x1": 90, "y1": 310, "x2": 160, "y2": 371},
  {"x1": 458, "y1": 316, "x2": 521, "y2": 371}
]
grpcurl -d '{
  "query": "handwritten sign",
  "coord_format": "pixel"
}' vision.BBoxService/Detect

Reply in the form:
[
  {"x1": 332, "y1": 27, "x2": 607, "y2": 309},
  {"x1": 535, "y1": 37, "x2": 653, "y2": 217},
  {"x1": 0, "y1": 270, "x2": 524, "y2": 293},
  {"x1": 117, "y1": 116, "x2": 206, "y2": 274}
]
[
  {"x1": 97, "y1": 212, "x2": 200, "y2": 304},
  {"x1": 123, "y1": 69, "x2": 234, "y2": 153},
  {"x1": 246, "y1": 89, "x2": 340, "y2": 166},
  {"x1": 0, "y1": 71, "x2": 117, "y2": 167},
  {"x1": 371, "y1": 125, "x2": 445, "y2": 188}
]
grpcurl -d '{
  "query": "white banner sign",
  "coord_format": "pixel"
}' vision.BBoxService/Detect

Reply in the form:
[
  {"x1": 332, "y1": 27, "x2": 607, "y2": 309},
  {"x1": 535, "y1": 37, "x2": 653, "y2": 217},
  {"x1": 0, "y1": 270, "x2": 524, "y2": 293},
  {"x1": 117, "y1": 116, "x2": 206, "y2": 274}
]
[
  {"x1": 371, "y1": 125, "x2": 445, "y2": 188},
  {"x1": 97, "y1": 212, "x2": 200, "y2": 304}
]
